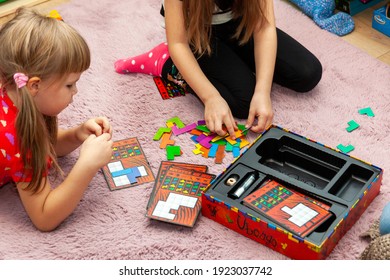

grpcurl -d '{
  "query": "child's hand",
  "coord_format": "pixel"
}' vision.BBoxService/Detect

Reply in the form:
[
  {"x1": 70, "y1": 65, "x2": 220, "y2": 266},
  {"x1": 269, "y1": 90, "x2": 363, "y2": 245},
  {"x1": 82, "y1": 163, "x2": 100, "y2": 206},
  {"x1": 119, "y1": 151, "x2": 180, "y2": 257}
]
[
  {"x1": 246, "y1": 93, "x2": 273, "y2": 133},
  {"x1": 204, "y1": 95, "x2": 237, "y2": 137},
  {"x1": 78, "y1": 133, "x2": 113, "y2": 170},
  {"x1": 77, "y1": 117, "x2": 112, "y2": 142}
]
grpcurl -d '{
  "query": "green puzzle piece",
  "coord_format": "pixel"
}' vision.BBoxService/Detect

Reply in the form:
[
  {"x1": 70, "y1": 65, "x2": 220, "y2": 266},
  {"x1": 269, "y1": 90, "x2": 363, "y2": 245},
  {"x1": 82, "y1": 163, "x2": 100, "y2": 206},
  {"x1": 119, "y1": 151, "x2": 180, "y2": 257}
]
[
  {"x1": 337, "y1": 144, "x2": 354, "y2": 154},
  {"x1": 196, "y1": 125, "x2": 211, "y2": 134},
  {"x1": 358, "y1": 107, "x2": 375, "y2": 117},
  {"x1": 166, "y1": 116, "x2": 185, "y2": 128},
  {"x1": 166, "y1": 145, "x2": 181, "y2": 160},
  {"x1": 346, "y1": 120, "x2": 360, "y2": 132},
  {"x1": 153, "y1": 127, "x2": 171, "y2": 141}
]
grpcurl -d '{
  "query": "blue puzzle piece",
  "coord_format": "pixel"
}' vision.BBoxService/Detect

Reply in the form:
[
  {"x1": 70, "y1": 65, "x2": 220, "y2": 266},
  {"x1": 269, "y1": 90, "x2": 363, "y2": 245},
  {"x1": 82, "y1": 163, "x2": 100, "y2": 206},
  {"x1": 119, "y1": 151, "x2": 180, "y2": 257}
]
[
  {"x1": 190, "y1": 135, "x2": 199, "y2": 143},
  {"x1": 111, "y1": 168, "x2": 132, "y2": 177},
  {"x1": 127, "y1": 167, "x2": 141, "y2": 184},
  {"x1": 112, "y1": 167, "x2": 142, "y2": 184},
  {"x1": 208, "y1": 143, "x2": 219, "y2": 158},
  {"x1": 232, "y1": 145, "x2": 241, "y2": 158}
]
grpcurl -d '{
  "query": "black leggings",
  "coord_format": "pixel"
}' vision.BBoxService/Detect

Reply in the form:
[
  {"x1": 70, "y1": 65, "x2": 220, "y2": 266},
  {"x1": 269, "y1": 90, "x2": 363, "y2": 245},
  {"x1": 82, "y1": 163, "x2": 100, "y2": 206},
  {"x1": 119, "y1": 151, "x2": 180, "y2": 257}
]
[{"x1": 162, "y1": 20, "x2": 322, "y2": 119}]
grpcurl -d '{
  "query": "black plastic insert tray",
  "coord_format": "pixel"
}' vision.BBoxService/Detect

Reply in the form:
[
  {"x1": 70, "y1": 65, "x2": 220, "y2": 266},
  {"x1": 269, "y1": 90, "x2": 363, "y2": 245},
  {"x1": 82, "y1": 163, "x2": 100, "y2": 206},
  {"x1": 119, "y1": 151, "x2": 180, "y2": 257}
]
[{"x1": 208, "y1": 126, "x2": 381, "y2": 245}]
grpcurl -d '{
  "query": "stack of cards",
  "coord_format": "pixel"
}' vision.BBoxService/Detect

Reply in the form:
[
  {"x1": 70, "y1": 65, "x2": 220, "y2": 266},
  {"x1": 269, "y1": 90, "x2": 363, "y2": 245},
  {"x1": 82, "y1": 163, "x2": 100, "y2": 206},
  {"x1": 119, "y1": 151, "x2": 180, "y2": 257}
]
[
  {"x1": 102, "y1": 137, "x2": 155, "y2": 191},
  {"x1": 146, "y1": 162, "x2": 215, "y2": 227}
]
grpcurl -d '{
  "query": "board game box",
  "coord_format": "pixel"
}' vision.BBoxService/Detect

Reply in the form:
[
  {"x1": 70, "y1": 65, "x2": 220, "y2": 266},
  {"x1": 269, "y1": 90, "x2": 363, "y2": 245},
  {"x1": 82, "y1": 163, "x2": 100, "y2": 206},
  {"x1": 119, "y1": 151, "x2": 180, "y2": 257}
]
[{"x1": 202, "y1": 125, "x2": 383, "y2": 259}]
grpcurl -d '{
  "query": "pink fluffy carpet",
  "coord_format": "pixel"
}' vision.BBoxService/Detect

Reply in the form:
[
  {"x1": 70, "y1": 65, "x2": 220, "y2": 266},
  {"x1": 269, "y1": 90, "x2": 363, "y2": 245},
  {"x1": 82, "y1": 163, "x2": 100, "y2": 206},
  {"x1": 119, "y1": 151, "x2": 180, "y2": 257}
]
[{"x1": 0, "y1": 0, "x2": 389, "y2": 260}]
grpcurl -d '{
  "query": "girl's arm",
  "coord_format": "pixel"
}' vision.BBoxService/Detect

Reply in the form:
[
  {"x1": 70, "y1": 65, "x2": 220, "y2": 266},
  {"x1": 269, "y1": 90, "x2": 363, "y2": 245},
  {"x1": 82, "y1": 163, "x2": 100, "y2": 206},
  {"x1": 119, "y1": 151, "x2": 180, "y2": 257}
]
[
  {"x1": 246, "y1": 0, "x2": 277, "y2": 133},
  {"x1": 164, "y1": 0, "x2": 237, "y2": 137},
  {"x1": 55, "y1": 117, "x2": 112, "y2": 157},
  {"x1": 16, "y1": 133, "x2": 113, "y2": 231}
]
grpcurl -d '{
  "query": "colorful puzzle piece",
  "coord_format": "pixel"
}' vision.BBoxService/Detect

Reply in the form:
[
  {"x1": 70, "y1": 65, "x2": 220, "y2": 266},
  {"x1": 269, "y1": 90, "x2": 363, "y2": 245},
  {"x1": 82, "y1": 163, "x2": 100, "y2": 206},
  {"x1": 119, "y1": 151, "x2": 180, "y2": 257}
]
[
  {"x1": 192, "y1": 148, "x2": 203, "y2": 155},
  {"x1": 239, "y1": 138, "x2": 250, "y2": 149},
  {"x1": 215, "y1": 145, "x2": 225, "y2": 164},
  {"x1": 358, "y1": 107, "x2": 375, "y2": 117},
  {"x1": 200, "y1": 146, "x2": 210, "y2": 158},
  {"x1": 346, "y1": 120, "x2": 360, "y2": 132},
  {"x1": 337, "y1": 144, "x2": 355, "y2": 153},
  {"x1": 166, "y1": 116, "x2": 185, "y2": 128},
  {"x1": 172, "y1": 122, "x2": 197, "y2": 136},
  {"x1": 153, "y1": 127, "x2": 171, "y2": 141},
  {"x1": 190, "y1": 129, "x2": 203, "y2": 136},
  {"x1": 111, "y1": 166, "x2": 144, "y2": 184},
  {"x1": 198, "y1": 134, "x2": 214, "y2": 149},
  {"x1": 208, "y1": 143, "x2": 219, "y2": 158},
  {"x1": 232, "y1": 145, "x2": 241, "y2": 158},
  {"x1": 166, "y1": 145, "x2": 181, "y2": 160},
  {"x1": 160, "y1": 131, "x2": 175, "y2": 148},
  {"x1": 196, "y1": 125, "x2": 211, "y2": 134}
]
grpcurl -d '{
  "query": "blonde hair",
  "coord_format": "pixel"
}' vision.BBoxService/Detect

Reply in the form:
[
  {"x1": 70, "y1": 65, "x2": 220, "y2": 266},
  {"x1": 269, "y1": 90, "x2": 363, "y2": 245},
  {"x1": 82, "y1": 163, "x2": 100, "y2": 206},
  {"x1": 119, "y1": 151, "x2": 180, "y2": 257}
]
[
  {"x1": 0, "y1": 8, "x2": 91, "y2": 193},
  {"x1": 182, "y1": 0, "x2": 267, "y2": 56}
]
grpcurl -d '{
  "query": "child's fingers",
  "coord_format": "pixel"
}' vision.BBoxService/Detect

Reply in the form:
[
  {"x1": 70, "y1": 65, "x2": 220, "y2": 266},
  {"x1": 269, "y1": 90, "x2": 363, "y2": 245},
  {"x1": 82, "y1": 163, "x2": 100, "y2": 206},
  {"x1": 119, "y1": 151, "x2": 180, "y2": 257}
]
[
  {"x1": 251, "y1": 115, "x2": 270, "y2": 133},
  {"x1": 99, "y1": 132, "x2": 113, "y2": 141},
  {"x1": 246, "y1": 113, "x2": 255, "y2": 130},
  {"x1": 96, "y1": 117, "x2": 111, "y2": 134},
  {"x1": 88, "y1": 117, "x2": 111, "y2": 136},
  {"x1": 83, "y1": 134, "x2": 97, "y2": 144},
  {"x1": 224, "y1": 118, "x2": 236, "y2": 139}
]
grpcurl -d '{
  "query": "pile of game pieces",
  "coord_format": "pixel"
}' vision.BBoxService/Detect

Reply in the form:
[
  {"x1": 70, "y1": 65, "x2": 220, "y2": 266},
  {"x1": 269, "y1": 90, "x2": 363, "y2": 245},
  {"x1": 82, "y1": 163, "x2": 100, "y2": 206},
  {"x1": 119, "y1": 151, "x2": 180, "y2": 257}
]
[
  {"x1": 102, "y1": 137, "x2": 155, "y2": 191},
  {"x1": 146, "y1": 161, "x2": 215, "y2": 227},
  {"x1": 153, "y1": 116, "x2": 251, "y2": 164}
]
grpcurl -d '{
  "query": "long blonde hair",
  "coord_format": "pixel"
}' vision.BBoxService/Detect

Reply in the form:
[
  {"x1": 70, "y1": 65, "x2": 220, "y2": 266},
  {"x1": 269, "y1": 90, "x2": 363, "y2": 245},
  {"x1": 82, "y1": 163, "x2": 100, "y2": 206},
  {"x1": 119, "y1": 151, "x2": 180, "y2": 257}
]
[
  {"x1": 0, "y1": 8, "x2": 90, "y2": 193},
  {"x1": 182, "y1": 0, "x2": 267, "y2": 56}
]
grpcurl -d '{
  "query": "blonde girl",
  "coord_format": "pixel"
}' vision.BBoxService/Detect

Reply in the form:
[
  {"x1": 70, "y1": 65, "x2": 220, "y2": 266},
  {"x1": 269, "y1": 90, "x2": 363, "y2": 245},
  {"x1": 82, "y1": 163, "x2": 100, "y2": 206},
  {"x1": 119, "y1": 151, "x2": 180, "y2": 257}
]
[{"x1": 0, "y1": 8, "x2": 113, "y2": 231}]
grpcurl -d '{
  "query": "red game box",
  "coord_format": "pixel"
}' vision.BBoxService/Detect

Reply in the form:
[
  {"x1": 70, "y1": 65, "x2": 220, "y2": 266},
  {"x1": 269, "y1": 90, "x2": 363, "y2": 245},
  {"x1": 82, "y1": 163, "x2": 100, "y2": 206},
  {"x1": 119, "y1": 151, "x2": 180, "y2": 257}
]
[{"x1": 202, "y1": 125, "x2": 383, "y2": 259}]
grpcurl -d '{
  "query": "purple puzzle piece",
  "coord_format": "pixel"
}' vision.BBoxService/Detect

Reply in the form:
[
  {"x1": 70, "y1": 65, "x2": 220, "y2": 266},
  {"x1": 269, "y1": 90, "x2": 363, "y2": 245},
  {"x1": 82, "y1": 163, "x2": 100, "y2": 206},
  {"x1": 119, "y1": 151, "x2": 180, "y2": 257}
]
[{"x1": 172, "y1": 123, "x2": 197, "y2": 136}]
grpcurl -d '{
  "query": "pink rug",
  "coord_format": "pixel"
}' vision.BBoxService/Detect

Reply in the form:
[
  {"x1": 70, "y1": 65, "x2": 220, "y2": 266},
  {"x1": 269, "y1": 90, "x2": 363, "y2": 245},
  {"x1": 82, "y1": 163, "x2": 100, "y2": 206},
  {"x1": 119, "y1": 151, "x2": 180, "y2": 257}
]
[{"x1": 0, "y1": 0, "x2": 389, "y2": 260}]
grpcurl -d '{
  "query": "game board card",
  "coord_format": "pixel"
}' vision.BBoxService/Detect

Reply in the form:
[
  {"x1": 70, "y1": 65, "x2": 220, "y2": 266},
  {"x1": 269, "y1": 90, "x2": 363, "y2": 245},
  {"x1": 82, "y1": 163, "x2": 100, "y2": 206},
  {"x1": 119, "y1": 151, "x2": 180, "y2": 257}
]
[
  {"x1": 146, "y1": 161, "x2": 208, "y2": 210},
  {"x1": 102, "y1": 138, "x2": 155, "y2": 191},
  {"x1": 243, "y1": 180, "x2": 332, "y2": 237},
  {"x1": 153, "y1": 77, "x2": 187, "y2": 100},
  {"x1": 146, "y1": 166, "x2": 215, "y2": 227}
]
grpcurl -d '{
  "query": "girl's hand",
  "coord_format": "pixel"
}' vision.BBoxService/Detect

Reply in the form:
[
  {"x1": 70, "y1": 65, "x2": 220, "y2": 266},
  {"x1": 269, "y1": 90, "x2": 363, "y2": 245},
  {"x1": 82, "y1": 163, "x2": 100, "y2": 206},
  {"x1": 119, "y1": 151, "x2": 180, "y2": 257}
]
[
  {"x1": 17, "y1": 132, "x2": 113, "y2": 231},
  {"x1": 204, "y1": 95, "x2": 238, "y2": 137},
  {"x1": 77, "y1": 117, "x2": 112, "y2": 142},
  {"x1": 246, "y1": 93, "x2": 273, "y2": 133},
  {"x1": 78, "y1": 133, "x2": 113, "y2": 170}
]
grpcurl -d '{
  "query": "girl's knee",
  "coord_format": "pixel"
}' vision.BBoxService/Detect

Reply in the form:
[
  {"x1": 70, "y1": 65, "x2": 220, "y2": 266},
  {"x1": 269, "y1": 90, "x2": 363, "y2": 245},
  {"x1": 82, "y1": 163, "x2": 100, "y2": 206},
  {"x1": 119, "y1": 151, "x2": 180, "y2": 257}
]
[{"x1": 294, "y1": 59, "x2": 322, "y2": 93}]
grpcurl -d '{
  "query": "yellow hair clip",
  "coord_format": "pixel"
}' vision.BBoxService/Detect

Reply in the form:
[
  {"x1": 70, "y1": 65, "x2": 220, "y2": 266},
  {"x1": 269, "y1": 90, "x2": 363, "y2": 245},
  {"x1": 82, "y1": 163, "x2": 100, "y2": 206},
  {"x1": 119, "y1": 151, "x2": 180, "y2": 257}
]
[{"x1": 47, "y1": 10, "x2": 63, "y2": 21}]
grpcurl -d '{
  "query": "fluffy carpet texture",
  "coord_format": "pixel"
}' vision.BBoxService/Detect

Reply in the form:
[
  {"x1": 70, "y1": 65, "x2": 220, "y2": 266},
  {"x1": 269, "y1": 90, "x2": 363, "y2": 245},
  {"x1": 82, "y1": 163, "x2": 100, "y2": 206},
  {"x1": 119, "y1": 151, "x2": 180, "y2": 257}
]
[{"x1": 0, "y1": 0, "x2": 389, "y2": 260}]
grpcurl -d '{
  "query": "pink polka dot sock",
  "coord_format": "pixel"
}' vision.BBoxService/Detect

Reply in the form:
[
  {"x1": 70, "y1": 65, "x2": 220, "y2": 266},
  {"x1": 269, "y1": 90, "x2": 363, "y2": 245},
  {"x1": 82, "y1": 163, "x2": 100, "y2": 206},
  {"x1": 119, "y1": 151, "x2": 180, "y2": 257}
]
[{"x1": 114, "y1": 42, "x2": 169, "y2": 76}]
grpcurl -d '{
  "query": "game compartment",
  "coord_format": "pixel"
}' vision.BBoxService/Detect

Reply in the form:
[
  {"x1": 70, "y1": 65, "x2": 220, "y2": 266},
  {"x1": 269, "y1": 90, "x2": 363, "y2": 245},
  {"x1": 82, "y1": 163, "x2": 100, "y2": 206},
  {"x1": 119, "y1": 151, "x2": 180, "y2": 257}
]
[{"x1": 202, "y1": 125, "x2": 383, "y2": 259}]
